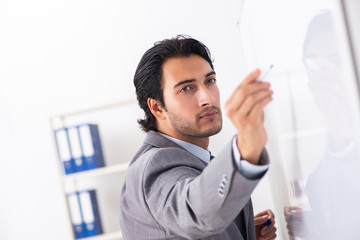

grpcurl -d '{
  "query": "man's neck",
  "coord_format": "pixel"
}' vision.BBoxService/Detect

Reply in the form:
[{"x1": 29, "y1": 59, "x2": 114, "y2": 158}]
[{"x1": 157, "y1": 129, "x2": 209, "y2": 150}]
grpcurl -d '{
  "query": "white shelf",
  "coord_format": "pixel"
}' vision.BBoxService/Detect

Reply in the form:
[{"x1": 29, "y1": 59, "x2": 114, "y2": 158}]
[
  {"x1": 61, "y1": 162, "x2": 129, "y2": 183},
  {"x1": 50, "y1": 99, "x2": 136, "y2": 240},
  {"x1": 82, "y1": 231, "x2": 123, "y2": 240}
]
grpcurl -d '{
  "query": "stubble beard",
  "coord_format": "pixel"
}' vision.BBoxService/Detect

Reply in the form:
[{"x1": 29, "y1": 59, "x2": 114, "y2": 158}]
[{"x1": 167, "y1": 106, "x2": 223, "y2": 139}]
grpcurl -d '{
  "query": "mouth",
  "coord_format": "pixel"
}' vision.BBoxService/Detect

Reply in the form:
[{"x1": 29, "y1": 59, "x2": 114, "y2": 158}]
[{"x1": 200, "y1": 110, "x2": 218, "y2": 119}]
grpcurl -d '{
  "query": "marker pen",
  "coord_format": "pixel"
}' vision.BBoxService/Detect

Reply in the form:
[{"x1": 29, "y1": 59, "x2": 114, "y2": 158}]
[
  {"x1": 260, "y1": 214, "x2": 272, "y2": 226},
  {"x1": 257, "y1": 64, "x2": 274, "y2": 81},
  {"x1": 263, "y1": 219, "x2": 272, "y2": 226}
]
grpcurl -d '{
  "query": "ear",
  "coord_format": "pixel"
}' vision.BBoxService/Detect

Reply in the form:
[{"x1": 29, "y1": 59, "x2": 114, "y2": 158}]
[{"x1": 147, "y1": 98, "x2": 166, "y2": 120}]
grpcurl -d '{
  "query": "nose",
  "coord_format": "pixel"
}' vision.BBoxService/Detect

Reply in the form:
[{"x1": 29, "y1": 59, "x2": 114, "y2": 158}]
[{"x1": 198, "y1": 86, "x2": 214, "y2": 107}]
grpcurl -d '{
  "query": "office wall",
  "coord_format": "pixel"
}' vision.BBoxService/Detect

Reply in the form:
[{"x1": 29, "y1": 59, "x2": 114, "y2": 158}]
[{"x1": 0, "y1": 1, "x2": 277, "y2": 239}]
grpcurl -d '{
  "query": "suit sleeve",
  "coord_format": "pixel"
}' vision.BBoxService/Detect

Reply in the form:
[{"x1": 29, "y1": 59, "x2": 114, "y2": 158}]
[{"x1": 143, "y1": 140, "x2": 269, "y2": 239}]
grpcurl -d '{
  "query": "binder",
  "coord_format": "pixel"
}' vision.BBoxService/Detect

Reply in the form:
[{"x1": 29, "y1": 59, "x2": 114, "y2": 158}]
[
  {"x1": 68, "y1": 126, "x2": 86, "y2": 172},
  {"x1": 78, "y1": 124, "x2": 105, "y2": 170},
  {"x1": 67, "y1": 193, "x2": 87, "y2": 239},
  {"x1": 78, "y1": 190, "x2": 103, "y2": 237},
  {"x1": 55, "y1": 128, "x2": 75, "y2": 174}
]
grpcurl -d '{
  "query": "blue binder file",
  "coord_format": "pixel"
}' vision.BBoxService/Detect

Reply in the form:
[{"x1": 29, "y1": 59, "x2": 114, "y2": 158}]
[
  {"x1": 67, "y1": 193, "x2": 87, "y2": 239},
  {"x1": 78, "y1": 124, "x2": 105, "y2": 170},
  {"x1": 78, "y1": 190, "x2": 103, "y2": 237},
  {"x1": 55, "y1": 128, "x2": 75, "y2": 174},
  {"x1": 68, "y1": 126, "x2": 86, "y2": 172}
]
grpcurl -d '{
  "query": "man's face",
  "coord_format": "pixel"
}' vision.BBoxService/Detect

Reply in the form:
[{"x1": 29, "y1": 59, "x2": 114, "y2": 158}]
[{"x1": 160, "y1": 54, "x2": 222, "y2": 142}]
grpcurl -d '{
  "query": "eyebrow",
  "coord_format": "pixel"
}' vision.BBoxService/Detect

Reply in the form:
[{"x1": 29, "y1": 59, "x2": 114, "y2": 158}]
[{"x1": 173, "y1": 71, "x2": 216, "y2": 89}]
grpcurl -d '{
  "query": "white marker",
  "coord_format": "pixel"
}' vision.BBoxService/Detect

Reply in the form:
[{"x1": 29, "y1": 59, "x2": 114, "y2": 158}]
[{"x1": 257, "y1": 64, "x2": 274, "y2": 81}]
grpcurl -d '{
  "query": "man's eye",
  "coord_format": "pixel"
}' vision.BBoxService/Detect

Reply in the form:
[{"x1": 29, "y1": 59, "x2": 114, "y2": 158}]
[
  {"x1": 207, "y1": 78, "x2": 216, "y2": 83},
  {"x1": 180, "y1": 86, "x2": 192, "y2": 92}
]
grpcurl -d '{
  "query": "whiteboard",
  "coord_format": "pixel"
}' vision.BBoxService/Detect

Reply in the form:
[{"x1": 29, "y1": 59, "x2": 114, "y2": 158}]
[{"x1": 240, "y1": 0, "x2": 360, "y2": 238}]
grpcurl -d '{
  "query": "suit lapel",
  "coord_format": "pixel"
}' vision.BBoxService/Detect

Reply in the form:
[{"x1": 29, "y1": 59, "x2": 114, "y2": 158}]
[
  {"x1": 144, "y1": 130, "x2": 186, "y2": 149},
  {"x1": 129, "y1": 131, "x2": 182, "y2": 166},
  {"x1": 243, "y1": 200, "x2": 250, "y2": 240},
  {"x1": 143, "y1": 131, "x2": 208, "y2": 168},
  {"x1": 233, "y1": 200, "x2": 251, "y2": 240}
]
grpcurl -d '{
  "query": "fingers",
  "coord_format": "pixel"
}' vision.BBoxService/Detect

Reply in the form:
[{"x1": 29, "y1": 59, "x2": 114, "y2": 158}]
[
  {"x1": 255, "y1": 209, "x2": 275, "y2": 220},
  {"x1": 225, "y1": 82, "x2": 272, "y2": 131},
  {"x1": 249, "y1": 97, "x2": 272, "y2": 128},
  {"x1": 226, "y1": 68, "x2": 269, "y2": 108},
  {"x1": 242, "y1": 68, "x2": 261, "y2": 85},
  {"x1": 226, "y1": 81, "x2": 271, "y2": 112},
  {"x1": 238, "y1": 87, "x2": 273, "y2": 118},
  {"x1": 266, "y1": 209, "x2": 275, "y2": 219},
  {"x1": 258, "y1": 222, "x2": 277, "y2": 240},
  {"x1": 256, "y1": 209, "x2": 277, "y2": 240},
  {"x1": 260, "y1": 225, "x2": 277, "y2": 240},
  {"x1": 254, "y1": 215, "x2": 270, "y2": 226}
]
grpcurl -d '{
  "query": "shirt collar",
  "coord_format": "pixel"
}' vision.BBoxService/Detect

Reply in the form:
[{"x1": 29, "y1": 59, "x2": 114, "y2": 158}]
[{"x1": 159, "y1": 133, "x2": 211, "y2": 164}]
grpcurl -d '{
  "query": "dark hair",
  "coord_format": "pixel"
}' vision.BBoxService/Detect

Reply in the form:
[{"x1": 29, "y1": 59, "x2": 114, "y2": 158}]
[{"x1": 134, "y1": 35, "x2": 214, "y2": 132}]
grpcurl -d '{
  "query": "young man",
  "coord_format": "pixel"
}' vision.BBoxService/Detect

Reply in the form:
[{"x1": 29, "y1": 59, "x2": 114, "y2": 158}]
[{"x1": 120, "y1": 36, "x2": 276, "y2": 240}]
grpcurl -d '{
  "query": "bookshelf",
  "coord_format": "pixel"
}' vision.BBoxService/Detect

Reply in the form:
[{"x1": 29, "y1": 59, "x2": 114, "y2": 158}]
[{"x1": 50, "y1": 99, "x2": 142, "y2": 240}]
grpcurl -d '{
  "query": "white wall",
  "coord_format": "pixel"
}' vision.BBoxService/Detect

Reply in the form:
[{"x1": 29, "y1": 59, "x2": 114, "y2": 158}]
[{"x1": 0, "y1": 1, "x2": 275, "y2": 239}]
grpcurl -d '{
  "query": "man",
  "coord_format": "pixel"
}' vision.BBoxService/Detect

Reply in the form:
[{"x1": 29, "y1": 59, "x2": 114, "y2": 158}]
[{"x1": 120, "y1": 35, "x2": 276, "y2": 240}]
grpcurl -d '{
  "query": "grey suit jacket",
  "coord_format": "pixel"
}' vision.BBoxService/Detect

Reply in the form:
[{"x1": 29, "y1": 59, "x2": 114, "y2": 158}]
[{"x1": 120, "y1": 130, "x2": 269, "y2": 240}]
